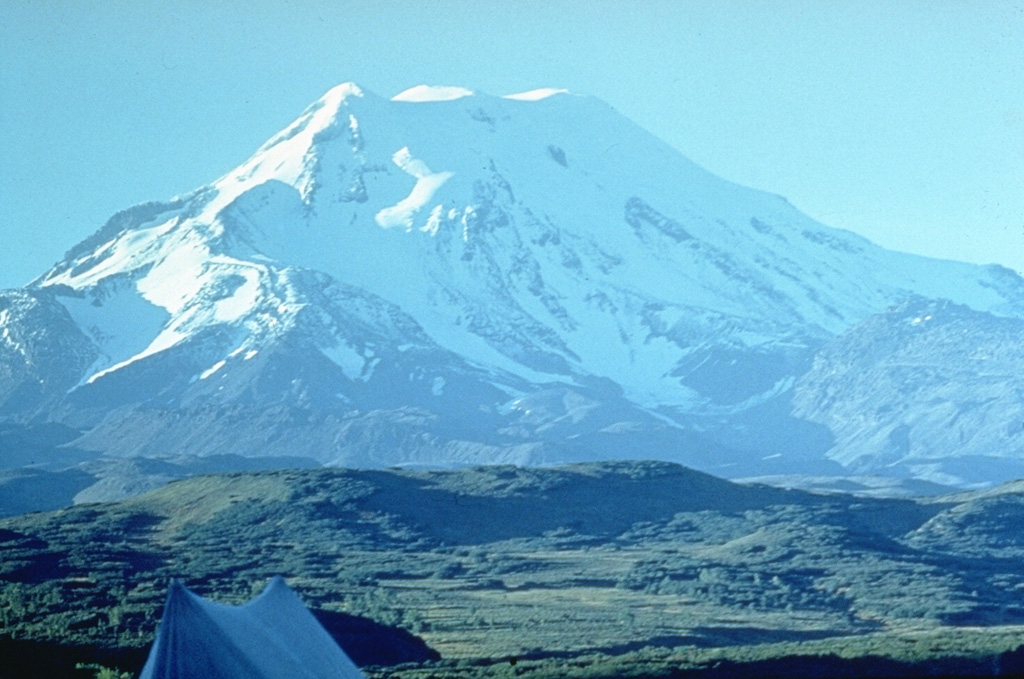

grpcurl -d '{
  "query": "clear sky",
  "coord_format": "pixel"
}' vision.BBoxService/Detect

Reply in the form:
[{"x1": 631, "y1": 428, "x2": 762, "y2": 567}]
[{"x1": 2, "y1": 1, "x2": 1022, "y2": 289}]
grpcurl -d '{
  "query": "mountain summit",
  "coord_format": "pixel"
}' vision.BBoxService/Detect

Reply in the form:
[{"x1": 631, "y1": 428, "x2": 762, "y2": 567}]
[{"x1": 4, "y1": 82, "x2": 1024, "y2": 493}]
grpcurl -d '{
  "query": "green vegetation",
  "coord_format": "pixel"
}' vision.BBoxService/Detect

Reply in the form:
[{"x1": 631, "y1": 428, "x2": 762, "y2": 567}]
[
  {"x1": 4, "y1": 460, "x2": 1024, "y2": 677},
  {"x1": 75, "y1": 664, "x2": 132, "y2": 679}
]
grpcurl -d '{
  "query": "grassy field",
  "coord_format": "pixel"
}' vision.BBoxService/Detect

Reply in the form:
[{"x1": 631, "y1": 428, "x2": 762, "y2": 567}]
[{"x1": 4, "y1": 461, "x2": 1024, "y2": 677}]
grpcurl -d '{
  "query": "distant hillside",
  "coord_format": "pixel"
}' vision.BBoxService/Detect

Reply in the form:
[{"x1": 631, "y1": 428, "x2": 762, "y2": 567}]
[{"x1": 7, "y1": 461, "x2": 1024, "y2": 677}]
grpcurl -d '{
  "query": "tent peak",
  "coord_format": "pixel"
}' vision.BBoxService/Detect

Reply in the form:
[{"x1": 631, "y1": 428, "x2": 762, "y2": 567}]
[{"x1": 140, "y1": 576, "x2": 366, "y2": 679}]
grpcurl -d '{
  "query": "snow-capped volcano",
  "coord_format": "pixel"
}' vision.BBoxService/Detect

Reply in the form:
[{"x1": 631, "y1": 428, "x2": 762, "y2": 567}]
[{"x1": 4, "y1": 82, "x2": 1024, "y2": 492}]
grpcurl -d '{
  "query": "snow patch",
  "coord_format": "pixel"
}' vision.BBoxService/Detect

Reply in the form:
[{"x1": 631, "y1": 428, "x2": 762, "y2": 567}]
[
  {"x1": 375, "y1": 147, "x2": 455, "y2": 230},
  {"x1": 58, "y1": 282, "x2": 171, "y2": 386},
  {"x1": 421, "y1": 205, "x2": 445, "y2": 237},
  {"x1": 85, "y1": 324, "x2": 187, "y2": 384},
  {"x1": 320, "y1": 341, "x2": 366, "y2": 380},
  {"x1": 46, "y1": 218, "x2": 178, "y2": 289},
  {"x1": 200, "y1": 360, "x2": 226, "y2": 380},
  {"x1": 136, "y1": 240, "x2": 210, "y2": 315},
  {"x1": 392, "y1": 85, "x2": 475, "y2": 102},
  {"x1": 321, "y1": 82, "x2": 364, "y2": 105},
  {"x1": 503, "y1": 88, "x2": 570, "y2": 101},
  {"x1": 0, "y1": 311, "x2": 24, "y2": 356}
]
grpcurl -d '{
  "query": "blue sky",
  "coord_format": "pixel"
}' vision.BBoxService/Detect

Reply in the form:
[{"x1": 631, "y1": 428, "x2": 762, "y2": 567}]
[{"x1": 2, "y1": 1, "x2": 1022, "y2": 289}]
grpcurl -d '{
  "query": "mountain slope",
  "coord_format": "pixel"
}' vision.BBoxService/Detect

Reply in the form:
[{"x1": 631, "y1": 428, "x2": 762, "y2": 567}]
[
  {"x1": 3, "y1": 82, "x2": 1024, "y2": 488},
  {"x1": 794, "y1": 297, "x2": 1024, "y2": 486}
]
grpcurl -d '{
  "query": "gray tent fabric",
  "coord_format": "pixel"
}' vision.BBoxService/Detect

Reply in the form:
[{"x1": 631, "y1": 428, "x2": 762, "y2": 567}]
[{"x1": 139, "y1": 576, "x2": 366, "y2": 679}]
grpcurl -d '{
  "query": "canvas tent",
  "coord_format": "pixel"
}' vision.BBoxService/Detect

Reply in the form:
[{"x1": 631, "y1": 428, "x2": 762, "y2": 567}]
[{"x1": 139, "y1": 576, "x2": 366, "y2": 679}]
